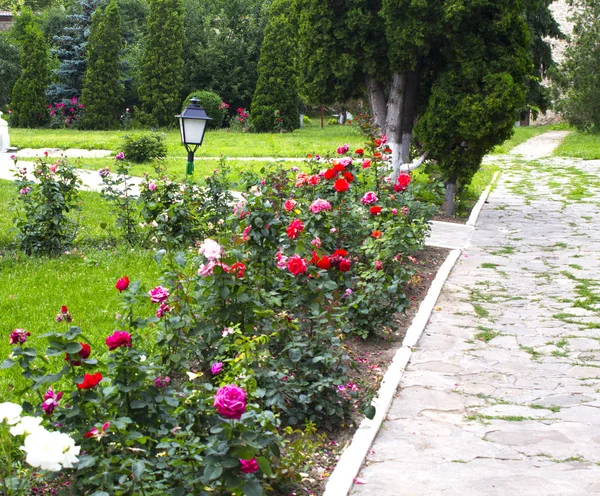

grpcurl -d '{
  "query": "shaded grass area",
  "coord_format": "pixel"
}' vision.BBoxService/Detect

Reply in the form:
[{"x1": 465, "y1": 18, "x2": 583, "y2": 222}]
[
  {"x1": 10, "y1": 121, "x2": 363, "y2": 159},
  {"x1": 490, "y1": 124, "x2": 569, "y2": 155},
  {"x1": 554, "y1": 131, "x2": 600, "y2": 160}
]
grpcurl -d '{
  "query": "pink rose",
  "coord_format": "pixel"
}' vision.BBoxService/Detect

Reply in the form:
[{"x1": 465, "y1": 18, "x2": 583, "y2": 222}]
[
  {"x1": 288, "y1": 254, "x2": 307, "y2": 276},
  {"x1": 9, "y1": 328, "x2": 30, "y2": 345},
  {"x1": 106, "y1": 331, "x2": 132, "y2": 351},
  {"x1": 156, "y1": 302, "x2": 172, "y2": 318},
  {"x1": 311, "y1": 237, "x2": 322, "y2": 248},
  {"x1": 148, "y1": 183, "x2": 156, "y2": 191},
  {"x1": 375, "y1": 261, "x2": 384, "y2": 271},
  {"x1": 154, "y1": 376, "x2": 171, "y2": 388},
  {"x1": 361, "y1": 191, "x2": 379, "y2": 205},
  {"x1": 41, "y1": 388, "x2": 63, "y2": 415},
  {"x1": 309, "y1": 199, "x2": 332, "y2": 214},
  {"x1": 199, "y1": 239, "x2": 223, "y2": 260},
  {"x1": 337, "y1": 144, "x2": 349, "y2": 154},
  {"x1": 284, "y1": 199, "x2": 297, "y2": 212},
  {"x1": 240, "y1": 458, "x2": 259, "y2": 474},
  {"x1": 276, "y1": 252, "x2": 289, "y2": 269},
  {"x1": 214, "y1": 385, "x2": 247, "y2": 419},
  {"x1": 149, "y1": 286, "x2": 170, "y2": 303},
  {"x1": 211, "y1": 362, "x2": 223, "y2": 375}
]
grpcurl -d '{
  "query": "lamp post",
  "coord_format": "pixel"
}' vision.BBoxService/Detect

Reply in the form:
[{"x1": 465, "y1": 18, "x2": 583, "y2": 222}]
[{"x1": 176, "y1": 97, "x2": 212, "y2": 181}]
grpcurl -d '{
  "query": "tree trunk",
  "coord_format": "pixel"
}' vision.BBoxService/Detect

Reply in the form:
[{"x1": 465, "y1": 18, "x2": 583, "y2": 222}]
[
  {"x1": 385, "y1": 72, "x2": 405, "y2": 180},
  {"x1": 320, "y1": 105, "x2": 324, "y2": 128},
  {"x1": 366, "y1": 75, "x2": 387, "y2": 130},
  {"x1": 444, "y1": 176, "x2": 458, "y2": 217},
  {"x1": 399, "y1": 68, "x2": 420, "y2": 164},
  {"x1": 339, "y1": 106, "x2": 346, "y2": 125}
]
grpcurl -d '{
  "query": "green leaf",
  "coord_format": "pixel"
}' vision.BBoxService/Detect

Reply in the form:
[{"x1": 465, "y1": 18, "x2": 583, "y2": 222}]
[
  {"x1": 363, "y1": 405, "x2": 376, "y2": 420},
  {"x1": 132, "y1": 460, "x2": 145, "y2": 480},
  {"x1": 241, "y1": 478, "x2": 263, "y2": 496},
  {"x1": 257, "y1": 456, "x2": 273, "y2": 476},
  {"x1": 155, "y1": 249, "x2": 167, "y2": 264},
  {"x1": 288, "y1": 348, "x2": 302, "y2": 362},
  {"x1": 65, "y1": 342, "x2": 82, "y2": 354},
  {"x1": 130, "y1": 400, "x2": 146, "y2": 409},
  {"x1": 175, "y1": 251, "x2": 187, "y2": 268},
  {"x1": 76, "y1": 455, "x2": 97, "y2": 470},
  {"x1": 0, "y1": 359, "x2": 16, "y2": 369},
  {"x1": 204, "y1": 464, "x2": 223, "y2": 481}
]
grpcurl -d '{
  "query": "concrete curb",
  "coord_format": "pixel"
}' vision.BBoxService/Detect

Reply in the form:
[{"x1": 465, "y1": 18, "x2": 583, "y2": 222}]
[
  {"x1": 322, "y1": 248, "x2": 461, "y2": 496},
  {"x1": 324, "y1": 169, "x2": 499, "y2": 496},
  {"x1": 466, "y1": 171, "x2": 500, "y2": 227}
]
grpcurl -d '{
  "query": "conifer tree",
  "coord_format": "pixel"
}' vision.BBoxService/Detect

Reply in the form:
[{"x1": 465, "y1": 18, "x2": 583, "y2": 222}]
[
  {"x1": 250, "y1": 0, "x2": 299, "y2": 132},
  {"x1": 137, "y1": 0, "x2": 184, "y2": 128},
  {"x1": 10, "y1": 21, "x2": 49, "y2": 128},
  {"x1": 80, "y1": 0, "x2": 123, "y2": 129},
  {"x1": 47, "y1": 0, "x2": 102, "y2": 102}
]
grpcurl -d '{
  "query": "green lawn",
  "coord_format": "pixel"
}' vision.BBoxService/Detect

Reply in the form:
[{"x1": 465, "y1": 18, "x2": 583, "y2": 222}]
[
  {"x1": 554, "y1": 131, "x2": 600, "y2": 160},
  {"x1": 0, "y1": 179, "x2": 162, "y2": 397},
  {"x1": 9, "y1": 121, "x2": 364, "y2": 158}
]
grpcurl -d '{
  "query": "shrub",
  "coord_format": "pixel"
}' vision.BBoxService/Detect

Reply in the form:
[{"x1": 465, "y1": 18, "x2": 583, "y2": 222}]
[
  {"x1": 47, "y1": 97, "x2": 85, "y2": 128},
  {"x1": 181, "y1": 90, "x2": 225, "y2": 129},
  {"x1": 11, "y1": 155, "x2": 81, "y2": 256},
  {"x1": 121, "y1": 132, "x2": 167, "y2": 162}
]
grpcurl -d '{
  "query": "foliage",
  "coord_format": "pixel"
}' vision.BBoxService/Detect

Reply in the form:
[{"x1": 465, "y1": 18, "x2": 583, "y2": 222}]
[
  {"x1": 47, "y1": 0, "x2": 102, "y2": 102},
  {"x1": 230, "y1": 107, "x2": 251, "y2": 133},
  {"x1": 553, "y1": 0, "x2": 600, "y2": 131},
  {"x1": 182, "y1": 90, "x2": 226, "y2": 129},
  {"x1": 414, "y1": 0, "x2": 530, "y2": 201},
  {"x1": 80, "y1": 0, "x2": 123, "y2": 130},
  {"x1": 137, "y1": 0, "x2": 184, "y2": 128},
  {"x1": 182, "y1": 0, "x2": 270, "y2": 112},
  {"x1": 250, "y1": 0, "x2": 299, "y2": 133},
  {"x1": 9, "y1": 19, "x2": 50, "y2": 128},
  {"x1": 122, "y1": 132, "x2": 168, "y2": 162},
  {"x1": 98, "y1": 154, "x2": 140, "y2": 245},
  {"x1": 11, "y1": 156, "x2": 81, "y2": 256},
  {"x1": 0, "y1": 33, "x2": 21, "y2": 110}
]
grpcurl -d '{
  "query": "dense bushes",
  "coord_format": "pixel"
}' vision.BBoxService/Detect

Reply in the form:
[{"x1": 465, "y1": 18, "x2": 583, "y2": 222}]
[
  {"x1": 182, "y1": 90, "x2": 226, "y2": 129},
  {"x1": 121, "y1": 133, "x2": 167, "y2": 162}
]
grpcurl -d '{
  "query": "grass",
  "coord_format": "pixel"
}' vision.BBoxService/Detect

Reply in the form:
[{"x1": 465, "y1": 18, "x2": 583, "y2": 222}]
[
  {"x1": 554, "y1": 131, "x2": 600, "y2": 160},
  {"x1": 0, "y1": 178, "x2": 163, "y2": 397},
  {"x1": 9, "y1": 120, "x2": 364, "y2": 159}
]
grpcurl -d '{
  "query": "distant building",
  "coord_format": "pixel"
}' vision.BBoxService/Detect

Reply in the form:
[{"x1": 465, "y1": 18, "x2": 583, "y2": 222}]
[{"x1": 0, "y1": 11, "x2": 13, "y2": 32}]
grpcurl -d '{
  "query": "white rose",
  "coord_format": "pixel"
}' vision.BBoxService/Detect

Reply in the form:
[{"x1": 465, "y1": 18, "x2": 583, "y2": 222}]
[
  {"x1": 10, "y1": 416, "x2": 43, "y2": 436},
  {"x1": 0, "y1": 402, "x2": 22, "y2": 425}
]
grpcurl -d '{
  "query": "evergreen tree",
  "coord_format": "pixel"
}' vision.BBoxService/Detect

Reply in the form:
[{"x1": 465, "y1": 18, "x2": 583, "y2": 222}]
[
  {"x1": 137, "y1": 0, "x2": 184, "y2": 128},
  {"x1": 554, "y1": 0, "x2": 600, "y2": 131},
  {"x1": 10, "y1": 20, "x2": 49, "y2": 128},
  {"x1": 47, "y1": 0, "x2": 102, "y2": 102},
  {"x1": 80, "y1": 0, "x2": 123, "y2": 129},
  {"x1": 0, "y1": 33, "x2": 21, "y2": 109},
  {"x1": 250, "y1": 0, "x2": 299, "y2": 132}
]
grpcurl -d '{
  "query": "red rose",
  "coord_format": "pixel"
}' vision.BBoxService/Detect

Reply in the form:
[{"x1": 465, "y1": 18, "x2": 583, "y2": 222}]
[
  {"x1": 395, "y1": 173, "x2": 411, "y2": 191},
  {"x1": 309, "y1": 251, "x2": 320, "y2": 265},
  {"x1": 308, "y1": 174, "x2": 320, "y2": 185},
  {"x1": 288, "y1": 255, "x2": 307, "y2": 276},
  {"x1": 115, "y1": 276, "x2": 130, "y2": 292},
  {"x1": 240, "y1": 458, "x2": 259, "y2": 474},
  {"x1": 333, "y1": 249, "x2": 348, "y2": 257},
  {"x1": 343, "y1": 171, "x2": 355, "y2": 182},
  {"x1": 362, "y1": 159, "x2": 371, "y2": 169},
  {"x1": 334, "y1": 178, "x2": 349, "y2": 192},
  {"x1": 284, "y1": 199, "x2": 297, "y2": 212},
  {"x1": 338, "y1": 259, "x2": 351, "y2": 272},
  {"x1": 78, "y1": 372, "x2": 103, "y2": 389},
  {"x1": 286, "y1": 219, "x2": 305, "y2": 240},
  {"x1": 324, "y1": 168, "x2": 337, "y2": 180},
  {"x1": 375, "y1": 261, "x2": 384, "y2": 271},
  {"x1": 317, "y1": 256, "x2": 331, "y2": 270},
  {"x1": 333, "y1": 162, "x2": 346, "y2": 172},
  {"x1": 230, "y1": 262, "x2": 246, "y2": 278},
  {"x1": 370, "y1": 206, "x2": 382, "y2": 215},
  {"x1": 371, "y1": 230, "x2": 383, "y2": 238},
  {"x1": 355, "y1": 148, "x2": 364, "y2": 156},
  {"x1": 61, "y1": 305, "x2": 68, "y2": 313}
]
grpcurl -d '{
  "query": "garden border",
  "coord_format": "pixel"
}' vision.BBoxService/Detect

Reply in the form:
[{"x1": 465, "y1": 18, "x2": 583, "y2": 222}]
[{"x1": 322, "y1": 170, "x2": 500, "y2": 496}]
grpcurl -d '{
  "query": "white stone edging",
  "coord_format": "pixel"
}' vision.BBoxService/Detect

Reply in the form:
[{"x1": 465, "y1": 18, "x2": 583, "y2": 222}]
[
  {"x1": 466, "y1": 170, "x2": 500, "y2": 226},
  {"x1": 322, "y1": 248, "x2": 461, "y2": 496}
]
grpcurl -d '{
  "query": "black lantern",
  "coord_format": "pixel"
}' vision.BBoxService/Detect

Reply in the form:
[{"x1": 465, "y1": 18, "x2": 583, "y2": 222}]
[{"x1": 176, "y1": 97, "x2": 212, "y2": 177}]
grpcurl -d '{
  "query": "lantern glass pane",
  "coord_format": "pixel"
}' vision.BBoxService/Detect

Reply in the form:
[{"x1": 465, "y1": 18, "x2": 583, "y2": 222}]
[
  {"x1": 178, "y1": 117, "x2": 186, "y2": 144},
  {"x1": 181, "y1": 118, "x2": 207, "y2": 145}
]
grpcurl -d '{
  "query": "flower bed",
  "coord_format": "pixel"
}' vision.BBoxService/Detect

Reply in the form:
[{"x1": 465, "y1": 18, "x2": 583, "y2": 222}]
[{"x1": 1, "y1": 136, "x2": 438, "y2": 495}]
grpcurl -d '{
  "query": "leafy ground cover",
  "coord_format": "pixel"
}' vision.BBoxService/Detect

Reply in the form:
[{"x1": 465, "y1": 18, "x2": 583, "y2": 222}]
[{"x1": 554, "y1": 131, "x2": 600, "y2": 160}]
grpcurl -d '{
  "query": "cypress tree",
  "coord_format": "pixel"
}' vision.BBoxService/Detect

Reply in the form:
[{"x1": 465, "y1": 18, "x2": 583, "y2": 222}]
[
  {"x1": 137, "y1": 0, "x2": 184, "y2": 128},
  {"x1": 250, "y1": 0, "x2": 299, "y2": 132},
  {"x1": 10, "y1": 21, "x2": 50, "y2": 128},
  {"x1": 47, "y1": 0, "x2": 102, "y2": 102},
  {"x1": 80, "y1": 0, "x2": 123, "y2": 129}
]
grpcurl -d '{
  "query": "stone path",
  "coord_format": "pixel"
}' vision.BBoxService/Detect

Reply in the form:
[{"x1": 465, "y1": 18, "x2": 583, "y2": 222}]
[{"x1": 351, "y1": 134, "x2": 600, "y2": 494}]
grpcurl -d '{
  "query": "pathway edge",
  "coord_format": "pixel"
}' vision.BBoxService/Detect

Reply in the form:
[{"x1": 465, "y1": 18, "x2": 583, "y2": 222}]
[
  {"x1": 466, "y1": 170, "x2": 500, "y2": 226},
  {"x1": 322, "y1": 248, "x2": 461, "y2": 496}
]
